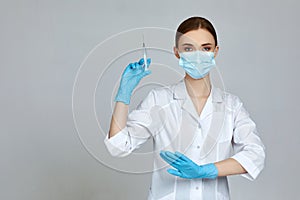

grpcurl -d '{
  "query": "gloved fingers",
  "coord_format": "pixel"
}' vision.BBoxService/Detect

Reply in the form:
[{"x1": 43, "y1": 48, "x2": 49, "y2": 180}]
[
  {"x1": 167, "y1": 168, "x2": 182, "y2": 177},
  {"x1": 160, "y1": 151, "x2": 181, "y2": 168},
  {"x1": 130, "y1": 63, "x2": 137, "y2": 69},
  {"x1": 138, "y1": 58, "x2": 151, "y2": 66},
  {"x1": 146, "y1": 58, "x2": 151, "y2": 66},
  {"x1": 138, "y1": 58, "x2": 151, "y2": 72},
  {"x1": 160, "y1": 151, "x2": 189, "y2": 164},
  {"x1": 164, "y1": 151, "x2": 184, "y2": 165},
  {"x1": 160, "y1": 151, "x2": 177, "y2": 164},
  {"x1": 136, "y1": 69, "x2": 151, "y2": 80},
  {"x1": 141, "y1": 69, "x2": 152, "y2": 77},
  {"x1": 165, "y1": 151, "x2": 179, "y2": 160},
  {"x1": 175, "y1": 151, "x2": 192, "y2": 162},
  {"x1": 123, "y1": 63, "x2": 134, "y2": 74},
  {"x1": 165, "y1": 151, "x2": 188, "y2": 164},
  {"x1": 138, "y1": 58, "x2": 144, "y2": 65},
  {"x1": 124, "y1": 62, "x2": 140, "y2": 73},
  {"x1": 123, "y1": 58, "x2": 151, "y2": 75},
  {"x1": 134, "y1": 61, "x2": 146, "y2": 73},
  {"x1": 134, "y1": 62, "x2": 142, "y2": 70}
]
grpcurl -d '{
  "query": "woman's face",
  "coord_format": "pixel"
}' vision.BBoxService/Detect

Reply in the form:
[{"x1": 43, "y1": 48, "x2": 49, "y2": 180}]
[{"x1": 174, "y1": 28, "x2": 219, "y2": 59}]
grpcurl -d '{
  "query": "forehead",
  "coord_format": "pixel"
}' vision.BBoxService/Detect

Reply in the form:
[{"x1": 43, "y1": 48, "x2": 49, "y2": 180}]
[{"x1": 178, "y1": 28, "x2": 215, "y2": 46}]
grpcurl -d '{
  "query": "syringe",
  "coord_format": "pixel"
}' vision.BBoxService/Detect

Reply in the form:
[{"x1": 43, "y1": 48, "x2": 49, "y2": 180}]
[{"x1": 142, "y1": 34, "x2": 148, "y2": 71}]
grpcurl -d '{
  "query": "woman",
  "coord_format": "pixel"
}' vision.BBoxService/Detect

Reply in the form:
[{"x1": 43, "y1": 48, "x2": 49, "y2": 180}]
[{"x1": 104, "y1": 16, "x2": 265, "y2": 200}]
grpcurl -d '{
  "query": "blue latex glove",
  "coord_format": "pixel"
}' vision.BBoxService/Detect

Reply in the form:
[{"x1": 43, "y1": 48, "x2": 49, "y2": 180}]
[
  {"x1": 114, "y1": 58, "x2": 151, "y2": 104},
  {"x1": 159, "y1": 150, "x2": 218, "y2": 179}
]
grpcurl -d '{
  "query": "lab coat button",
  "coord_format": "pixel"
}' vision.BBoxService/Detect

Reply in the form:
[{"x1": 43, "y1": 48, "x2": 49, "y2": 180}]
[
  {"x1": 198, "y1": 123, "x2": 201, "y2": 129},
  {"x1": 197, "y1": 145, "x2": 200, "y2": 149},
  {"x1": 195, "y1": 186, "x2": 199, "y2": 190}
]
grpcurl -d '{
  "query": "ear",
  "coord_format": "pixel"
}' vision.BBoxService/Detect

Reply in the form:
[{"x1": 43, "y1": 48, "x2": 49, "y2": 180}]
[
  {"x1": 214, "y1": 46, "x2": 219, "y2": 58},
  {"x1": 173, "y1": 46, "x2": 180, "y2": 59}
]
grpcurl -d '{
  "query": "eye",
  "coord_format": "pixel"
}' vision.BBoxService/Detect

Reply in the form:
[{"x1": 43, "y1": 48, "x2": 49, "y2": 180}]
[
  {"x1": 184, "y1": 47, "x2": 194, "y2": 52},
  {"x1": 202, "y1": 47, "x2": 211, "y2": 51}
]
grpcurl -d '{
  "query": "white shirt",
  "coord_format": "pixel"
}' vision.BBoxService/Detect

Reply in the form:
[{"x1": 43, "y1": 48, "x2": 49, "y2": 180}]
[{"x1": 104, "y1": 78, "x2": 265, "y2": 200}]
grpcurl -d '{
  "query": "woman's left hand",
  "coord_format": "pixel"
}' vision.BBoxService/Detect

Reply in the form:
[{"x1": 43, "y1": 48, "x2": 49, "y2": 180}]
[{"x1": 159, "y1": 151, "x2": 218, "y2": 179}]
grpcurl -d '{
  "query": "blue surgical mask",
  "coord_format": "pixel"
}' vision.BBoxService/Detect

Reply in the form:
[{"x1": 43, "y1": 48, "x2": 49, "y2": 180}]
[{"x1": 179, "y1": 50, "x2": 216, "y2": 79}]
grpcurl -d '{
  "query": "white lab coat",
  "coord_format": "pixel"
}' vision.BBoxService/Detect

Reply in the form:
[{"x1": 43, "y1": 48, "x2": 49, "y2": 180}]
[{"x1": 104, "y1": 78, "x2": 265, "y2": 200}]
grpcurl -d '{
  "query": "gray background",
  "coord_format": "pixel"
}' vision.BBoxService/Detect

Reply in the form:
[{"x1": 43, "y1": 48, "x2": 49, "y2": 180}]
[{"x1": 1, "y1": 0, "x2": 299, "y2": 199}]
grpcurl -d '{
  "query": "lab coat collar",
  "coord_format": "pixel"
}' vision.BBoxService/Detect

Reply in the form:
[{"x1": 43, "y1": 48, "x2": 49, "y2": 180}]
[{"x1": 172, "y1": 78, "x2": 224, "y2": 103}]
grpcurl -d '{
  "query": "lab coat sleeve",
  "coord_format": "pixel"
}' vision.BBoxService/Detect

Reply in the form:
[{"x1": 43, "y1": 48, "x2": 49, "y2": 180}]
[
  {"x1": 230, "y1": 99, "x2": 266, "y2": 181},
  {"x1": 104, "y1": 89, "x2": 156, "y2": 157}
]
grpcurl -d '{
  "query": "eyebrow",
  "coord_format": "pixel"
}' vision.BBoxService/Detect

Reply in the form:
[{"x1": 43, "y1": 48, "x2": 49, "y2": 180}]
[
  {"x1": 201, "y1": 43, "x2": 213, "y2": 46},
  {"x1": 182, "y1": 42, "x2": 213, "y2": 46},
  {"x1": 182, "y1": 43, "x2": 194, "y2": 46}
]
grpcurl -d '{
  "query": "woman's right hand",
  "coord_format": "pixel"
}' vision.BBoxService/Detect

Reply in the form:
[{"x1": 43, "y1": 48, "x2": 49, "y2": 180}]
[{"x1": 114, "y1": 58, "x2": 151, "y2": 105}]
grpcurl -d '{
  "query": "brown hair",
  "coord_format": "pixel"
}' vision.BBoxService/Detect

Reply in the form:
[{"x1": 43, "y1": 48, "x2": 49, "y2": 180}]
[{"x1": 175, "y1": 16, "x2": 218, "y2": 47}]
